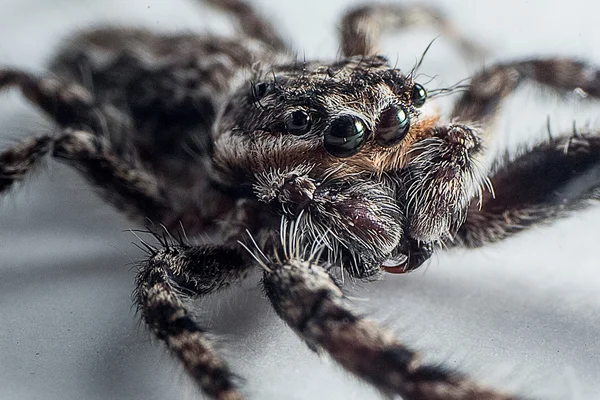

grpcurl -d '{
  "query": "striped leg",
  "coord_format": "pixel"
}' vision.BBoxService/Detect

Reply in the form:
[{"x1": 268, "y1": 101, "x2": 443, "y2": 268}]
[
  {"x1": 0, "y1": 129, "x2": 171, "y2": 223},
  {"x1": 136, "y1": 243, "x2": 251, "y2": 400},
  {"x1": 0, "y1": 69, "x2": 105, "y2": 131},
  {"x1": 263, "y1": 257, "x2": 519, "y2": 400},
  {"x1": 0, "y1": 135, "x2": 52, "y2": 192},
  {"x1": 454, "y1": 133, "x2": 600, "y2": 247},
  {"x1": 452, "y1": 58, "x2": 600, "y2": 127},
  {"x1": 339, "y1": 4, "x2": 485, "y2": 57},
  {"x1": 200, "y1": 0, "x2": 288, "y2": 52},
  {"x1": 449, "y1": 59, "x2": 600, "y2": 247}
]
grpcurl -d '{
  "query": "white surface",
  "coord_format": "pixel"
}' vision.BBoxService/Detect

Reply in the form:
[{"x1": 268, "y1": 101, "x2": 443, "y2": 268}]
[{"x1": 0, "y1": 1, "x2": 599, "y2": 399}]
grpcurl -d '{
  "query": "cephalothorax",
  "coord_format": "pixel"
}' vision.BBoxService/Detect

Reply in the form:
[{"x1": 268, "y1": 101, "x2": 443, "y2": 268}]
[
  {"x1": 1, "y1": 1, "x2": 599, "y2": 399},
  {"x1": 213, "y1": 54, "x2": 482, "y2": 277}
]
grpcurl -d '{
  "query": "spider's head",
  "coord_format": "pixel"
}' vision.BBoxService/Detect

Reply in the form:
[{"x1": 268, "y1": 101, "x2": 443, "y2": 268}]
[
  {"x1": 212, "y1": 55, "x2": 439, "y2": 177},
  {"x1": 211, "y1": 55, "x2": 485, "y2": 277}
]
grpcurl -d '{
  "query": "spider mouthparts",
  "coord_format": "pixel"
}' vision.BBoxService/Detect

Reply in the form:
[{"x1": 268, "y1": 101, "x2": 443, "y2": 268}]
[{"x1": 381, "y1": 254, "x2": 409, "y2": 274}]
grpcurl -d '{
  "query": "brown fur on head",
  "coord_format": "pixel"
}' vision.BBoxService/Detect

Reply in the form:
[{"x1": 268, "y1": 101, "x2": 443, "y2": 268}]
[
  {"x1": 212, "y1": 55, "x2": 440, "y2": 176},
  {"x1": 211, "y1": 55, "x2": 485, "y2": 277}
]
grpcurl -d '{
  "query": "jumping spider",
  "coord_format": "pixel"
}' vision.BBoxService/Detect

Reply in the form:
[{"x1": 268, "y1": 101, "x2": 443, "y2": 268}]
[{"x1": 1, "y1": 0, "x2": 599, "y2": 399}]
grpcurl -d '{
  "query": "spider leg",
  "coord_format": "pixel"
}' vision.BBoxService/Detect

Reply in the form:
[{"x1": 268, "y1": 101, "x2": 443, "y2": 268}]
[
  {"x1": 263, "y1": 257, "x2": 520, "y2": 400},
  {"x1": 449, "y1": 58, "x2": 600, "y2": 246},
  {"x1": 0, "y1": 68, "x2": 138, "y2": 160},
  {"x1": 0, "y1": 67, "x2": 231, "y2": 231},
  {"x1": 37, "y1": 29, "x2": 276, "y2": 230},
  {"x1": 452, "y1": 58, "x2": 600, "y2": 128},
  {"x1": 0, "y1": 135, "x2": 52, "y2": 192},
  {"x1": 0, "y1": 69, "x2": 103, "y2": 131},
  {"x1": 339, "y1": 4, "x2": 485, "y2": 58},
  {"x1": 454, "y1": 133, "x2": 600, "y2": 247},
  {"x1": 136, "y1": 243, "x2": 251, "y2": 400},
  {"x1": 0, "y1": 128, "x2": 178, "y2": 225},
  {"x1": 200, "y1": 0, "x2": 288, "y2": 52}
]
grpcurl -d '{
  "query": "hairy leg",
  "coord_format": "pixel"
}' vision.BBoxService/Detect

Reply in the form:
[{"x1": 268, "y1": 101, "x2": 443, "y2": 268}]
[
  {"x1": 452, "y1": 58, "x2": 600, "y2": 127},
  {"x1": 0, "y1": 129, "x2": 173, "y2": 222},
  {"x1": 448, "y1": 58, "x2": 600, "y2": 246},
  {"x1": 263, "y1": 257, "x2": 519, "y2": 400},
  {"x1": 0, "y1": 69, "x2": 103, "y2": 130},
  {"x1": 136, "y1": 242, "x2": 251, "y2": 400},
  {"x1": 339, "y1": 4, "x2": 485, "y2": 57},
  {"x1": 454, "y1": 133, "x2": 600, "y2": 247},
  {"x1": 44, "y1": 26, "x2": 282, "y2": 217},
  {"x1": 0, "y1": 67, "x2": 141, "y2": 162},
  {"x1": 0, "y1": 135, "x2": 52, "y2": 192},
  {"x1": 0, "y1": 68, "x2": 232, "y2": 231},
  {"x1": 200, "y1": 0, "x2": 288, "y2": 52}
]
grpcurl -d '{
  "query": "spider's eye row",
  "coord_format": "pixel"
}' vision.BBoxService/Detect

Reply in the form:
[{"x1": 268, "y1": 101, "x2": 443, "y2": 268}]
[
  {"x1": 324, "y1": 115, "x2": 368, "y2": 158},
  {"x1": 284, "y1": 110, "x2": 312, "y2": 135},
  {"x1": 411, "y1": 83, "x2": 427, "y2": 107},
  {"x1": 252, "y1": 82, "x2": 269, "y2": 100},
  {"x1": 375, "y1": 106, "x2": 410, "y2": 147}
]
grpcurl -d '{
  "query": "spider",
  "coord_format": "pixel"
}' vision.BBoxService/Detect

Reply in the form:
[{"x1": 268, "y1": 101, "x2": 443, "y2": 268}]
[{"x1": 1, "y1": 0, "x2": 599, "y2": 399}]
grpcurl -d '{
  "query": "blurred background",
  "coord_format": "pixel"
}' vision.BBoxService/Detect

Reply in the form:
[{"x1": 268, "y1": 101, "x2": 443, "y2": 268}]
[{"x1": 0, "y1": 0, "x2": 599, "y2": 399}]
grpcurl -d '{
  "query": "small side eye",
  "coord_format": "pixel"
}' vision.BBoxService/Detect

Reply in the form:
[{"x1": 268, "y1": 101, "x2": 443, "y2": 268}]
[
  {"x1": 252, "y1": 82, "x2": 269, "y2": 100},
  {"x1": 411, "y1": 83, "x2": 427, "y2": 107},
  {"x1": 324, "y1": 116, "x2": 368, "y2": 158},
  {"x1": 375, "y1": 106, "x2": 410, "y2": 147},
  {"x1": 284, "y1": 110, "x2": 312, "y2": 135}
]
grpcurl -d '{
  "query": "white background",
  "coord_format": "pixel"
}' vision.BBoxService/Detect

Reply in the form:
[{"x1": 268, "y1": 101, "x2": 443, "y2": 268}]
[{"x1": 0, "y1": 1, "x2": 599, "y2": 399}]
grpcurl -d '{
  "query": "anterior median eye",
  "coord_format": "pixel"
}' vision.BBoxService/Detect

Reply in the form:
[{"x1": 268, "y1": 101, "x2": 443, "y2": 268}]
[
  {"x1": 284, "y1": 110, "x2": 312, "y2": 135},
  {"x1": 411, "y1": 83, "x2": 427, "y2": 107},
  {"x1": 324, "y1": 115, "x2": 368, "y2": 158},
  {"x1": 375, "y1": 106, "x2": 410, "y2": 147}
]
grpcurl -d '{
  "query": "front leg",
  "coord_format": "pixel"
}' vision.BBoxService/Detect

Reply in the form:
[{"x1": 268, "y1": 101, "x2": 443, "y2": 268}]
[
  {"x1": 263, "y1": 252, "x2": 519, "y2": 400},
  {"x1": 445, "y1": 58, "x2": 600, "y2": 246},
  {"x1": 136, "y1": 242, "x2": 251, "y2": 400},
  {"x1": 453, "y1": 133, "x2": 600, "y2": 247}
]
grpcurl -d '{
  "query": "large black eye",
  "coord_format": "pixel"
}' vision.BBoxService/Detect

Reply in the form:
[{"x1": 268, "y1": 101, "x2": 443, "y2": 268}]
[
  {"x1": 375, "y1": 106, "x2": 410, "y2": 147},
  {"x1": 284, "y1": 110, "x2": 312, "y2": 135},
  {"x1": 411, "y1": 83, "x2": 427, "y2": 107},
  {"x1": 324, "y1": 116, "x2": 368, "y2": 158}
]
